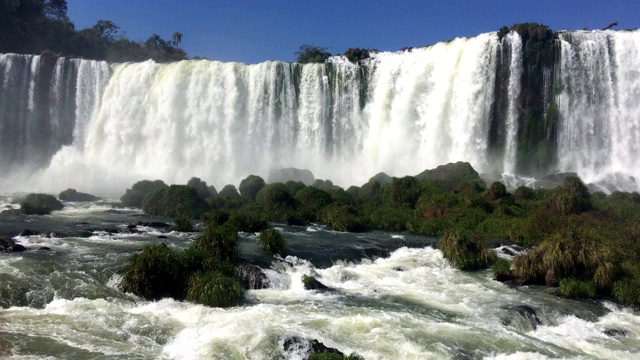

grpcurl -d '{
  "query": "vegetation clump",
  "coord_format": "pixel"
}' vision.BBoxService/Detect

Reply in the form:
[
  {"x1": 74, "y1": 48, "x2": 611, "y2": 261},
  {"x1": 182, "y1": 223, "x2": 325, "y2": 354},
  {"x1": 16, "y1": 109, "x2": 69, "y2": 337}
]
[
  {"x1": 438, "y1": 230, "x2": 496, "y2": 271},
  {"x1": 320, "y1": 203, "x2": 366, "y2": 232},
  {"x1": 295, "y1": 44, "x2": 331, "y2": 63},
  {"x1": 343, "y1": 48, "x2": 370, "y2": 63},
  {"x1": 20, "y1": 193, "x2": 64, "y2": 215},
  {"x1": 187, "y1": 177, "x2": 217, "y2": 199},
  {"x1": 492, "y1": 258, "x2": 514, "y2": 282},
  {"x1": 142, "y1": 185, "x2": 210, "y2": 218},
  {"x1": 174, "y1": 215, "x2": 193, "y2": 232},
  {"x1": 121, "y1": 243, "x2": 183, "y2": 300},
  {"x1": 185, "y1": 271, "x2": 243, "y2": 307},
  {"x1": 239, "y1": 175, "x2": 266, "y2": 202},
  {"x1": 121, "y1": 180, "x2": 168, "y2": 208},
  {"x1": 257, "y1": 228, "x2": 286, "y2": 254}
]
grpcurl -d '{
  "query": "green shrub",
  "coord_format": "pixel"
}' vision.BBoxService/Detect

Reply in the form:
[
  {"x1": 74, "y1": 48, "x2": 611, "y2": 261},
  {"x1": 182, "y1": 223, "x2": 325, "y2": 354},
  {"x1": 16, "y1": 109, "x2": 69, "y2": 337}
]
[
  {"x1": 142, "y1": 185, "x2": 210, "y2": 218},
  {"x1": 256, "y1": 183, "x2": 295, "y2": 217},
  {"x1": 329, "y1": 188, "x2": 357, "y2": 206},
  {"x1": 295, "y1": 44, "x2": 331, "y2": 63},
  {"x1": 295, "y1": 186, "x2": 332, "y2": 215},
  {"x1": 612, "y1": 278, "x2": 640, "y2": 306},
  {"x1": 492, "y1": 258, "x2": 514, "y2": 281},
  {"x1": 201, "y1": 210, "x2": 230, "y2": 226},
  {"x1": 187, "y1": 177, "x2": 216, "y2": 199},
  {"x1": 320, "y1": 203, "x2": 366, "y2": 232},
  {"x1": 257, "y1": 228, "x2": 286, "y2": 254},
  {"x1": 20, "y1": 193, "x2": 64, "y2": 215},
  {"x1": 228, "y1": 210, "x2": 268, "y2": 232},
  {"x1": 194, "y1": 224, "x2": 238, "y2": 262},
  {"x1": 549, "y1": 176, "x2": 592, "y2": 216},
  {"x1": 367, "y1": 205, "x2": 411, "y2": 231},
  {"x1": 559, "y1": 278, "x2": 596, "y2": 299},
  {"x1": 485, "y1": 181, "x2": 508, "y2": 201},
  {"x1": 313, "y1": 179, "x2": 341, "y2": 192},
  {"x1": 239, "y1": 175, "x2": 266, "y2": 201},
  {"x1": 174, "y1": 215, "x2": 194, "y2": 232},
  {"x1": 121, "y1": 244, "x2": 183, "y2": 300},
  {"x1": 343, "y1": 47, "x2": 370, "y2": 63},
  {"x1": 286, "y1": 181, "x2": 306, "y2": 197},
  {"x1": 121, "y1": 180, "x2": 168, "y2": 208},
  {"x1": 384, "y1": 176, "x2": 423, "y2": 208},
  {"x1": 438, "y1": 230, "x2": 496, "y2": 271},
  {"x1": 186, "y1": 271, "x2": 243, "y2": 307},
  {"x1": 514, "y1": 186, "x2": 536, "y2": 201}
]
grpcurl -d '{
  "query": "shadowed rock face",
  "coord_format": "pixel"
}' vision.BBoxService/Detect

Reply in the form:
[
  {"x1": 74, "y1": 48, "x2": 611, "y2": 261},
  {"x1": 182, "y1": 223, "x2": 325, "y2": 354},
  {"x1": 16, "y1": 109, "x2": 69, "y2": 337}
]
[
  {"x1": 268, "y1": 168, "x2": 315, "y2": 185},
  {"x1": 236, "y1": 263, "x2": 269, "y2": 289},
  {"x1": 0, "y1": 236, "x2": 25, "y2": 252},
  {"x1": 282, "y1": 335, "x2": 343, "y2": 359}
]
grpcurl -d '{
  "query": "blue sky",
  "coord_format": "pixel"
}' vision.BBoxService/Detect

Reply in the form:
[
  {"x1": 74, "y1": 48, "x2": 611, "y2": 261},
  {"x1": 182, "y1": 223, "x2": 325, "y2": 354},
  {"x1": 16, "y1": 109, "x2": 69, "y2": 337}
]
[{"x1": 67, "y1": 0, "x2": 639, "y2": 64}]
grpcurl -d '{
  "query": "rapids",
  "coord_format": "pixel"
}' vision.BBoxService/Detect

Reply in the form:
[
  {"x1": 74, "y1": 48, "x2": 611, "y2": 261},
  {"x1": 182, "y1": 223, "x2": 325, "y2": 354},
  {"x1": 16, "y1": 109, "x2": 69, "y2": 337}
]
[{"x1": 1, "y1": 201, "x2": 639, "y2": 359}]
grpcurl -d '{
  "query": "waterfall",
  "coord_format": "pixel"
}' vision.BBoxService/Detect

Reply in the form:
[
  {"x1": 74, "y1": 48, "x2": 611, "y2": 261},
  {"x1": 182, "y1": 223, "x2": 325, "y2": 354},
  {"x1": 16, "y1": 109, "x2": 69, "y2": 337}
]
[
  {"x1": 1, "y1": 29, "x2": 640, "y2": 195},
  {"x1": 556, "y1": 30, "x2": 640, "y2": 191}
]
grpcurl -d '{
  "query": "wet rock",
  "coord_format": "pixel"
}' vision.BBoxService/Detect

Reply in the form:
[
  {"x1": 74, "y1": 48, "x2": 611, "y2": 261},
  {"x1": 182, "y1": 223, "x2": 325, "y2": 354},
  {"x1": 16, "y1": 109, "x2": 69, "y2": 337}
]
[
  {"x1": 0, "y1": 236, "x2": 26, "y2": 252},
  {"x1": 20, "y1": 193, "x2": 64, "y2": 215},
  {"x1": 236, "y1": 263, "x2": 269, "y2": 289},
  {"x1": 59, "y1": 188, "x2": 100, "y2": 202},
  {"x1": 105, "y1": 209, "x2": 124, "y2": 214},
  {"x1": 136, "y1": 221, "x2": 171, "y2": 228},
  {"x1": 509, "y1": 305, "x2": 542, "y2": 330},
  {"x1": 38, "y1": 247, "x2": 51, "y2": 251},
  {"x1": 1, "y1": 209, "x2": 23, "y2": 215},
  {"x1": 157, "y1": 235, "x2": 168, "y2": 239},
  {"x1": 282, "y1": 335, "x2": 343, "y2": 359},
  {"x1": 284, "y1": 216, "x2": 306, "y2": 226},
  {"x1": 302, "y1": 275, "x2": 330, "y2": 291},
  {"x1": 19, "y1": 229, "x2": 39, "y2": 236},
  {"x1": 501, "y1": 247, "x2": 516, "y2": 256},
  {"x1": 393, "y1": 267, "x2": 405, "y2": 272},
  {"x1": 603, "y1": 328, "x2": 628, "y2": 337}
]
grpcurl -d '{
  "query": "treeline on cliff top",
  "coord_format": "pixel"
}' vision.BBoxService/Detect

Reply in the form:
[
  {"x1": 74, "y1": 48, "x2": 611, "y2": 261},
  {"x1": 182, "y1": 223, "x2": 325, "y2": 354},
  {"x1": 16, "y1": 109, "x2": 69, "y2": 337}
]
[
  {"x1": 111, "y1": 161, "x2": 640, "y2": 307},
  {"x1": 0, "y1": 0, "x2": 187, "y2": 62}
]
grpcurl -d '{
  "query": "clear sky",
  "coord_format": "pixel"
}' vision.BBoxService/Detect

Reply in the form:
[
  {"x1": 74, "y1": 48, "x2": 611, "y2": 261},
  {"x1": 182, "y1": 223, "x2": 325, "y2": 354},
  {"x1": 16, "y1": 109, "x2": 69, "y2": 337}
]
[{"x1": 67, "y1": 0, "x2": 639, "y2": 64}]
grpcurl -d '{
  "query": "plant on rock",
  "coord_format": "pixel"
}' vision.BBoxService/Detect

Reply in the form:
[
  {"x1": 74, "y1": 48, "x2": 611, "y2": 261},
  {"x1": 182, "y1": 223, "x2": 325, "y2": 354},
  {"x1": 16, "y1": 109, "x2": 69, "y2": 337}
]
[
  {"x1": 20, "y1": 193, "x2": 64, "y2": 215},
  {"x1": 186, "y1": 271, "x2": 243, "y2": 307},
  {"x1": 121, "y1": 243, "x2": 183, "y2": 300},
  {"x1": 438, "y1": 230, "x2": 496, "y2": 271},
  {"x1": 257, "y1": 228, "x2": 286, "y2": 254}
]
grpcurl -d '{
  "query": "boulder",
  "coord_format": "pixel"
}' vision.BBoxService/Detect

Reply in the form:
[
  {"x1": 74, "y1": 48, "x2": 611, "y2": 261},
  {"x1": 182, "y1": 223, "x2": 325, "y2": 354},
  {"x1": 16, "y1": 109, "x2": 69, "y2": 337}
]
[
  {"x1": 20, "y1": 193, "x2": 64, "y2": 215},
  {"x1": 268, "y1": 168, "x2": 315, "y2": 185},
  {"x1": 302, "y1": 275, "x2": 330, "y2": 290},
  {"x1": 416, "y1": 162, "x2": 483, "y2": 191},
  {"x1": 236, "y1": 263, "x2": 269, "y2": 289},
  {"x1": 59, "y1": 188, "x2": 100, "y2": 202},
  {"x1": 282, "y1": 336, "x2": 343, "y2": 359},
  {"x1": 603, "y1": 328, "x2": 628, "y2": 337},
  {"x1": 0, "y1": 236, "x2": 26, "y2": 252}
]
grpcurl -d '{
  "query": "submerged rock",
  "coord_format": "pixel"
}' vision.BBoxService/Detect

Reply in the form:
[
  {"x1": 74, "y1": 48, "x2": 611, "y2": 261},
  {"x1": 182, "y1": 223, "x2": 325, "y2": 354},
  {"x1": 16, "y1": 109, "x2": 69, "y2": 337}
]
[
  {"x1": 236, "y1": 263, "x2": 269, "y2": 289},
  {"x1": 59, "y1": 188, "x2": 100, "y2": 202},
  {"x1": 302, "y1": 275, "x2": 330, "y2": 291},
  {"x1": 504, "y1": 305, "x2": 543, "y2": 331},
  {"x1": 282, "y1": 335, "x2": 343, "y2": 359},
  {"x1": 603, "y1": 328, "x2": 628, "y2": 337}
]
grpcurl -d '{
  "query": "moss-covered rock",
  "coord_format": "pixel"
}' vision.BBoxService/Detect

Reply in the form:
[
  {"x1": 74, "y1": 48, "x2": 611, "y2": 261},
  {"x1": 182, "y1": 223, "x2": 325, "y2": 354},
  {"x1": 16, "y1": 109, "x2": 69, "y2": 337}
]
[
  {"x1": 121, "y1": 180, "x2": 168, "y2": 208},
  {"x1": 257, "y1": 228, "x2": 286, "y2": 254},
  {"x1": 416, "y1": 162, "x2": 482, "y2": 191},
  {"x1": 438, "y1": 230, "x2": 496, "y2": 271},
  {"x1": 142, "y1": 185, "x2": 210, "y2": 218},
  {"x1": 20, "y1": 193, "x2": 64, "y2": 215},
  {"x1": 548, "y1": 176, "x2": 592, "y2": 216},
  {"x1": 121, "y1": 243, "x2": 183, "y2": 300}
]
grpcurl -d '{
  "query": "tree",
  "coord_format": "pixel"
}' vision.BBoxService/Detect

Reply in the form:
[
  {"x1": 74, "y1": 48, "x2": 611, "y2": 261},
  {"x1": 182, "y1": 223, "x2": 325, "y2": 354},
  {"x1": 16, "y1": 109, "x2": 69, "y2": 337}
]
[
  {"x1": 91, "y1": 20, "x2": 120, "y2": 41},
  {"x1": 295, "y1": 44, "x2": 331, "y2": 63},
  {"x1": 172, "y1": 32, "x2": 183, "y2": 47}
]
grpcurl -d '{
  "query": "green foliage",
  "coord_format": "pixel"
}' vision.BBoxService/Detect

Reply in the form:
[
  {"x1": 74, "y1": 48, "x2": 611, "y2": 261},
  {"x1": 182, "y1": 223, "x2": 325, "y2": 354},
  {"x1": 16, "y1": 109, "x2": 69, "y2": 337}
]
[
  {"x1": 194, "y1": 224, "x2": 238, "y2": 262},
  {"x1": 612, "y1": 278, "x2": 640, "y2": 306},
  {"x1": 559, "y1": 278, "x2": 596, "y2": 299},
  {"x1": 492, "y1": 258, "x2": 514, "y2": 281},
  {"x1": 121, "y1": 180, "x2": 168, "y2": 208},
  {"x1": 201, "y1": 210, "x2": 230, "y2": 226},
  {"x1": 142, "y1": 185, "x2": 210, "y2": 218},
  {"x1": 438, "y1": 230, "x2": 496, "y2": 271},
  {"x1": 20, "y1": 193, "x2": 64, "y2": 215},
  {"x1": 329, "y1": 188, "x2": 357, "y2": 207},
  {"x1": 187, "y1": 177, "x2": 216, "y2": 199},
  {"x1": 549, "y1": 176, "x2": 592, "y2": 216},
  {"x1": 186, "y1": 271, "x2": 243, "y2": 308},
  {"x1": 486, "y1": 181, "x2": 508, "y2": 202},
  {"x1": 320, "y1": 203, "x2": 366, "y2": 232},
  {"x1": 256, "y1": 183, "x2": 295, "y2": 219},
  {"x1": 174, "y1": 215, "x2": 193, "y2": 232},
  {"x1": 257, "y1": 228, "x2": 286, "y2": 254},
  {"x1": 384, "y1": 176, "x2": 422, "y2": 208},
  {"x1": 514, "y1": 186, "x2": 536, "y2": 201},
  {"x1": 343, "y1": 47, "x2": 370, "y2": 63},
  {"x1": 295, "y1": 186, "x2": 333, "y2": 216},
  {"x1": 295, "y1": 44, "x2": 331, "y2": 63},
  {"x1": 228, "y1": 210, "x2": 269, "y2": 232},
  {"x1": 239, "y1": 175, "x2": 266, "y2": 202},
  {"x1": 121, "y1": 244, "x2": 183, "y2": 300},
  {"x1": 286, "y1": 181, "x2": 307, "y2": 196},
  {"x1": 367, "y1": 205, "x2": 411, "y2": 231}
]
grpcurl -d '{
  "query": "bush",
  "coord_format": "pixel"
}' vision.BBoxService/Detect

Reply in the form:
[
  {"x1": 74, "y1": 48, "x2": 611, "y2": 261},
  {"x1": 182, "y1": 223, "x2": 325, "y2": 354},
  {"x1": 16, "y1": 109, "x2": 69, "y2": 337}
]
[
  {"x1": 319, "y1": 203, "x2": 366, "y2": 232},
  {"x1": 187, "y1": 177, "x2": 216, "y2": 199},
  {"x1": 257, "y1": 228, "x2": 286, "y2": 254},
  {"x1": 142, "y1": 185, "x2": 210, "y2": 218},
  {"x1": 514, "y1": 186, "x2": 536, "y2": 201},
  {"x1": 239, "y1": 175, "x2": 266, "y2": 201},
  {"x1": 295, "y1": 44, "x2": 331, "y2": 63},
  {"x1": 548, "y1": 176, "x2": 592, "y2": 216},
  {"x1": 186, "y1": 271, "x2": 243, "y2": 307},
  {"x1": 384, "y1": 176, "x2": 422, "y2": 208},
  {"x1": 486, "y1": 181, "x2": 508, "y2": 202},
  {"x1": 559, "y1": 278, "x2": 596, "y2": 299},
  {"x1": 438, "y1": 230, "x2": 496, "y2": 271},
  {"x1": 256, "y1": 183, "x2": 295, "y2": 218},
  {"x1": 20, "y1": 193, "x2": 64, "y2": 215},
  {"x1": 492, "y1": 258, "x2": 514, "y2": 281},
  {"x1": 121, "y1": 180, "x2": 168, "y2": 208},
  {"x1": 201, "y1": 210, "x2": 230, "y2": 226},
  {"x1": 174, "y1": 215, "x2": 193, "y2": 232},
  {"x1": 228, "y1": 210, "x2": 269, "y2": 232},
  {"x1": 343, "y1": 47, "x2": 370, "y2": 63},
  {"x1": 286, "y1": 181, "x2": 306, "y2": 197},
  {"x1": 367, "y1": 205, "x2": 411, "y2": 231},
  {"x1": 612, "y1": 278, "x2": 640, "y2": 306},
  {"x1": 295, "y1": 186, "x2": 332, "y2": 215},
  {"x1": 121, "y1": 244, "x2": 183, "y2": 300},
  {"x1": 194, "y1": 224, "x2": 238, "y2": 262}
]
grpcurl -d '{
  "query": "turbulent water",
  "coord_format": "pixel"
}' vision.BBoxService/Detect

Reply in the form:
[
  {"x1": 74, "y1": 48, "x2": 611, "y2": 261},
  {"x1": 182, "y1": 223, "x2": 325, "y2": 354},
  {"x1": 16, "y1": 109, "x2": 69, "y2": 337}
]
[
  {"x1": 1, "y1": 201, "x2": 639, "y2": 359},
  {"x1": 1, "y1": 30, "x2": 640, "y2": 195}
]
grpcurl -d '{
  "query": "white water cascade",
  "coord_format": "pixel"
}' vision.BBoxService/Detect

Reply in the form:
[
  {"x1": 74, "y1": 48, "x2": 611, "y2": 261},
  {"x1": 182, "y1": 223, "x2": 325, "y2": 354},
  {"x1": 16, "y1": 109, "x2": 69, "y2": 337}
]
[
  {"x1": 1, "y1": 30, "x2": 640, "y2": 194},
  {"x1": 556, "y1": 30, "x2": 640, "y2": 191}
]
